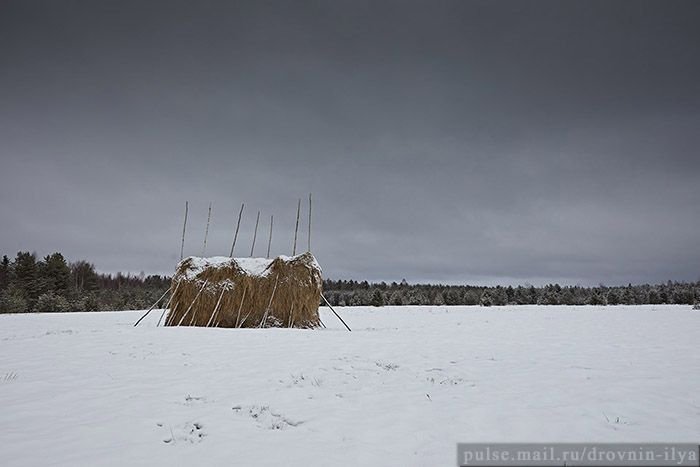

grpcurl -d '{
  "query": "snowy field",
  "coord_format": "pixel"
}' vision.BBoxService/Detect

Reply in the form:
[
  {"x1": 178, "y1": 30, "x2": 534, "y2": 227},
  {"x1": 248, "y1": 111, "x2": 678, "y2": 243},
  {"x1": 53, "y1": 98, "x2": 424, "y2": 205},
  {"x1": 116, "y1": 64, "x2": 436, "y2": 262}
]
[{"x1": 1, "y1": 305, "x2": 698, "y2": 466}]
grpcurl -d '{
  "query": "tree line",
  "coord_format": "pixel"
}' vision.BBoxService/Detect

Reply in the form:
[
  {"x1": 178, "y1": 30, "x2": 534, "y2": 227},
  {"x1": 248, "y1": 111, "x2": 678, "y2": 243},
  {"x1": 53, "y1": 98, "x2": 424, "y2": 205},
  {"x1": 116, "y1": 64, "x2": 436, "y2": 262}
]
[
  {"x1": 0, "y1": 251, "x2": 169, "y2": 313},
  {"x1": 1, "y1": 250, "x2": 698, "y2": 313},
  {"x1": 322, "y1": 279, "x2": 700, "y2": 307}
]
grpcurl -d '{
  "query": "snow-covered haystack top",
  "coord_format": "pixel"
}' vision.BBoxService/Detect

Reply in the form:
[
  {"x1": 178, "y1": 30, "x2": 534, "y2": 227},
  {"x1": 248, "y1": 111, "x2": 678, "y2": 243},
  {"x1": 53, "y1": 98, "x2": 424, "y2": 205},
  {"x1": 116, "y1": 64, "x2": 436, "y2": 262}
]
[
  {"x1": 164, "y1": 252, "x2": 322, "y2": 328},
  {"x1": 180, "y1": 255, "x2": 321, "y2": 280}
]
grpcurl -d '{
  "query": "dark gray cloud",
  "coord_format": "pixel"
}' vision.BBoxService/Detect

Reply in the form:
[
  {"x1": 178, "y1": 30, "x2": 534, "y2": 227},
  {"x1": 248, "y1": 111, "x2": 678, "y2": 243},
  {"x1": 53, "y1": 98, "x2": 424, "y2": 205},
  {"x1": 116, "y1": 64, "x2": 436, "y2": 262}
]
[{"x1": 1, "y1": 1, "x2": 699, "y2": 285}]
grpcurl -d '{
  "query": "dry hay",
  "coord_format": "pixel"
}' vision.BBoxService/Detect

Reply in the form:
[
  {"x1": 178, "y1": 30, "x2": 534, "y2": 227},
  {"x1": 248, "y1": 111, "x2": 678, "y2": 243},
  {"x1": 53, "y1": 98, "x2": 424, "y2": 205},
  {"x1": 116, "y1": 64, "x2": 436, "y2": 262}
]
[{"x1": 164, "y1": 252, "x2": 322, "y2": 328}]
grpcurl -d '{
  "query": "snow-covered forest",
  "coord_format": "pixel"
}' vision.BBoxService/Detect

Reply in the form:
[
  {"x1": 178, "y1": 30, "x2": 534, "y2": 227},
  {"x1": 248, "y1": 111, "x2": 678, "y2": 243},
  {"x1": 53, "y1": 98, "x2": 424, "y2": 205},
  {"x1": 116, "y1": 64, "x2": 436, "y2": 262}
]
[
  {"x1": 1, "y1": 250, "x2": 698, "y2": 314},
  {"x1": 0, "y1": 252, "x2": 169, "y2": 313}
]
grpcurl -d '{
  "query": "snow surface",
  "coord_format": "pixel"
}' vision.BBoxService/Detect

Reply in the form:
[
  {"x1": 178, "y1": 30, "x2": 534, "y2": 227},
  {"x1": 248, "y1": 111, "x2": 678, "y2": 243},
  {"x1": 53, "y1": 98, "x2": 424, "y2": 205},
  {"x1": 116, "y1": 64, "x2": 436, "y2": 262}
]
[
  {"x1": 181, "y1": 256, "x2": 272, "y2": 279},
  {"x1": 1, "y1": 305, "x2": 698, "y2": 466},
  {"x1": 179, "y1": 254, "x2": 321, "y2": 280}
]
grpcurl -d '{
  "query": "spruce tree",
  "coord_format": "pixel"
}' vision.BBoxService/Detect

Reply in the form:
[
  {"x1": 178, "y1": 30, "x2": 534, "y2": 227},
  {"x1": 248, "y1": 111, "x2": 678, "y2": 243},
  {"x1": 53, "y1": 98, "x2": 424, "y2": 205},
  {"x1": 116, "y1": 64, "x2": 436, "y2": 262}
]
[
  {"x1": 40, "y1": 253, "x2": 71, "y2": 295},
  {"x1": 0, "y1": 255, "x2": 9, "y2": 291},
  {"x1": 370, "y1": 289, "x2": 385, "y2": 307},
  {"x1": 12, "y1": 252, "x2": 40, "y2": 309}
]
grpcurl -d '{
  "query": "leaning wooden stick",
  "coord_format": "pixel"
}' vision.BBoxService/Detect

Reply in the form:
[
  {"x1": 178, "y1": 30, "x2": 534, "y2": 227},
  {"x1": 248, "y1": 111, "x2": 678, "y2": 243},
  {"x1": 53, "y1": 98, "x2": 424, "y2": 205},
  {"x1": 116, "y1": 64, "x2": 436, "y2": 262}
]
[
  {"x1": 157, "y1": 280, "x2": 181, "y2": 327},
  {"x1": 292, "y1": 198, "x2": 301, "y2": 255},
  {"x1": 250, "y1": 210, "x2": 260, "y2": 257},
  {"x1": 266, "y1": 215, "x2": 273, "y2": 258},
  {"x1": 229, "y1": 203, "x2": 245, "y2": 257},
  {"x1": 321, "y1": 293, "x2": 351, "y2": 331},
  {"x1": 156, "y1": 302, "x2": 169, "y2": 327},
  {"x1": 234, "y1": 284, "x2": 248, "y2": 328},
  {"x1": 259, "y1": 274, "x2": 280, "y2": 328},
  {"x1": 202, "y1": 202, "x2": 212, "y2": 256},
  {"x1": 176, "y1": 280, "x2": 209, "y2": 326},
  {"x1": 180, "y1": 201, "x2": 188, "y2": 261},
  {"x1": 205, "y1": 287, "x2": 227, "y2": 327},
  {"x1": 189, "y1": 278, "x2": 216, "y2": 326},
  {"x1": 134, "y1": 286, "x2": 172, "y2": 327}
]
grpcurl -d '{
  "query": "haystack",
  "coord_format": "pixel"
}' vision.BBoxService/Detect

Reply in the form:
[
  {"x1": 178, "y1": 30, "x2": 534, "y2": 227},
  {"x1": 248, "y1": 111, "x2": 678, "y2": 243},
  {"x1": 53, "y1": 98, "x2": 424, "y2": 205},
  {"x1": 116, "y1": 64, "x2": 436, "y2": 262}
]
[{"x1": 164, "y1": 252, "x2": 322, "y2": 328}]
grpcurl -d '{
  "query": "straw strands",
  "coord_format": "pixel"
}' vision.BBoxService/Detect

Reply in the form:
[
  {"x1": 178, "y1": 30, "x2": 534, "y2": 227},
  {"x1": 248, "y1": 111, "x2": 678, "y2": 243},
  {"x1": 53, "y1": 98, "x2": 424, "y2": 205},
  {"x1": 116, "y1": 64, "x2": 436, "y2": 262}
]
[{"x1": 164, "y1": 252, "x2": 322, "y2": 329}]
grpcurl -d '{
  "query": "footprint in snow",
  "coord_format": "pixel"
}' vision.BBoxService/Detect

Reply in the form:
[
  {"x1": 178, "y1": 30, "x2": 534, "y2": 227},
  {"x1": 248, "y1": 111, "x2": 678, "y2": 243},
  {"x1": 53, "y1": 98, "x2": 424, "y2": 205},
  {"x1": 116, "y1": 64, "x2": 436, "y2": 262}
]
[
  {"x1": 160, "y1": 422, "x2": 206, "y2": 444},
  {"x1": 375, "y1": 361, "x2": 399, "y2": 371},
  {"x1": 2, "y1": 371, "x2": 18, "y2": 383},
  {"x1": 232, "y1": 405, "x2": 304, "y2": 430},
  {"x1": 180, "y1": 394, "x2": 208, "y2": 405}
]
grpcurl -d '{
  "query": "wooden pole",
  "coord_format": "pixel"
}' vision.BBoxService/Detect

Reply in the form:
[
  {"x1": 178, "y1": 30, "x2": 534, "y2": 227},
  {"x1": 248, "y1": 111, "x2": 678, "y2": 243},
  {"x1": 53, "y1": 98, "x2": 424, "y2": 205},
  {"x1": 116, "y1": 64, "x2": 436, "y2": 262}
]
[
  {"x1": 202, "y1": 202, "x2": 212, "y2": 256},
  {"x1": 157, "y1": 280, "x2": 181, "y2": 327},
  {"x1": 134, "y1": 286, "x2": 171, "y2": 327},
  {"x1": 206, "y1": 287, "x2": 227, "y2": 327},
  {"x1": 157, "y1": 302, "x2": 169, "y2": 327},
  {"x1": 307, "y1": 193, "x2": 312, "y2": 252},
  {"x1": 321, "y1": 293, "x2": 351, "y2": 331},
  {"x1": 229, "y1": 203, "x2": 245, "y2": 257},
  {"x1": 180, "y1": 201, "x2": 188, "y2": 261},
  {"x1": 292, "y1": 198, "x2": 301, "y2": 255},
  {"x1": 234, "y1": 284, "x2": 248, "y2": 328},
  {"x1": 176, "y1": 280, "x2": 209, "y2": 326},
  {"x1": 250, "y1": 210, "x2": 260, "y2": 257},
  {"x1": 239, "y1": 308, "x2": 254, "y2": 328},
  {"x1": 266, "y1": 215, "x2": 273, "y2": 258},
  {"x1": 259, "y1": 273, "x2": 280, "y2": 328}
]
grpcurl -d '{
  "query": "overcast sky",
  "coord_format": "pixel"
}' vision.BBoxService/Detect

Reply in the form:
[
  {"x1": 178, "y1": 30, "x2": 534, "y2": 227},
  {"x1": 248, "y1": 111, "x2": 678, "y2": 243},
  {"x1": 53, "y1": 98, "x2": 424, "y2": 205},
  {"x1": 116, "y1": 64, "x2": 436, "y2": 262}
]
[{"x1": 1, "y1": 1, "x2": 699, "y2": 285}]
